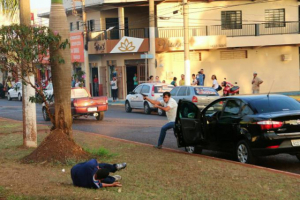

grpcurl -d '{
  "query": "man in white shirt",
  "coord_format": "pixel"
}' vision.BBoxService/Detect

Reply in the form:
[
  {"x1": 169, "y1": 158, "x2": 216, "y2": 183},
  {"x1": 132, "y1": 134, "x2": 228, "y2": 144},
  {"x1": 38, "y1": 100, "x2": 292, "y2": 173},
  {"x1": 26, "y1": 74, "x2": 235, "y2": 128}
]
[{"x1": 143, "y1": 92, "x2": 178, "y2": 149}]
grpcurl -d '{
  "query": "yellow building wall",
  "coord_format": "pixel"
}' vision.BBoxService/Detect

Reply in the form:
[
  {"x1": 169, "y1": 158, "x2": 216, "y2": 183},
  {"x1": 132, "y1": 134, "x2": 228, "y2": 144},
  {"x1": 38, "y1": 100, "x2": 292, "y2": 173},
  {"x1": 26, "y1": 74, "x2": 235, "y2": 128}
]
[
  {"x1": 156, "y1": 46, "x2": 299, "y2": 94},
  {"x1": 157, "y1": 0, "x2": 298, "y2": 27}
]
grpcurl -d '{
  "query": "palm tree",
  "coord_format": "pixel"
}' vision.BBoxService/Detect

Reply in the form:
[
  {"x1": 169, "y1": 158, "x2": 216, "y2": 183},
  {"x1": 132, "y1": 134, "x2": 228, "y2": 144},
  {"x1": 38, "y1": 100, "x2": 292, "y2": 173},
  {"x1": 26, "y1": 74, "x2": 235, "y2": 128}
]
[{"x1": 49, "y1": 0, "x2": 73, "y2": 137}]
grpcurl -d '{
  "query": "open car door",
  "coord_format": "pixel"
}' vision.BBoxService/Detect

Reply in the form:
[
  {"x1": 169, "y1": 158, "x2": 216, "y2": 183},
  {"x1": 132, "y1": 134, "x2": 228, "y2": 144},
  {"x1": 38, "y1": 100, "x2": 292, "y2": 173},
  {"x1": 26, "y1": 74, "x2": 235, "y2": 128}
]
[{"x1": 175, "y1": 100, "x2": 203, "y2": 148}]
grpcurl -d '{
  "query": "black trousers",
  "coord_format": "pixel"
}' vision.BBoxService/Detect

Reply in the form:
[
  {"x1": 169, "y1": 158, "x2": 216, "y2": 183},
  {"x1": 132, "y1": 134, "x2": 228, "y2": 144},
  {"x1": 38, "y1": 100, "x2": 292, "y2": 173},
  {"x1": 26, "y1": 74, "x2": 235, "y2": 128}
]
[{"x1": 112, "y1": 89, "x2": 118, "y2": 100}]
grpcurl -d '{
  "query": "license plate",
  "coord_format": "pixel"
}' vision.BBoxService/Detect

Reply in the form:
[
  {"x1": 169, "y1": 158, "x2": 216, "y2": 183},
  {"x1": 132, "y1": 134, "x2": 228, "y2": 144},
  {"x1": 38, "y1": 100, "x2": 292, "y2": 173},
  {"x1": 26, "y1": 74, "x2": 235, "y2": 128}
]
[
  {"x1": 88, "y1": 107, "x2": 97, "y2": 112},
  {"x1": 291, "y1": 139, "x2": 300, "y2": 147}
]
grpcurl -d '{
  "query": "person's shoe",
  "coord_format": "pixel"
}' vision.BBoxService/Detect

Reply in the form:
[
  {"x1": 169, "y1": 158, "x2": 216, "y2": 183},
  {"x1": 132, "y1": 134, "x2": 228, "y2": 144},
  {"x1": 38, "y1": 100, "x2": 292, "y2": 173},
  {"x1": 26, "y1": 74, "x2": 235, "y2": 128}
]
[
  {"x1": 153, "y1": 145, "x2": 162, "y2": 149},
  {"x1": 112, "y1": 175, "x2": 122, "y2": 181},
  {"x1": 116, "y1": 163, "x2": 127, "y2": 171}
]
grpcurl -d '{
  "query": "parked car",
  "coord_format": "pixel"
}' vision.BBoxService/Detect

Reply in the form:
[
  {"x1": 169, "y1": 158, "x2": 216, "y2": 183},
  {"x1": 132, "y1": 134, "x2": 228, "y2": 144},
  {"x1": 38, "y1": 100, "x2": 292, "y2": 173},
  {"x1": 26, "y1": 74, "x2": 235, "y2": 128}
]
[
  {"x1": 7, "y1": 82, "x2": 22, "y2": 101},
  {"x1": 44, "y1": 82, "x2": 53, "y2": 98},
  {"x1": 42, "y1": 87, "x2": 108, "y2": 122},
  {"x1": 157, "y1": 86, "x2": 220, "y2": 116},
  {"x1": 125, "y1": 83, "x2": 174, "y2": 114},
  {"x1": 0, "y1": 83, "x2": 5, "y2": 98},
  {"x1": 175, "y1": 95, "x2": 300, "y2": 164}
]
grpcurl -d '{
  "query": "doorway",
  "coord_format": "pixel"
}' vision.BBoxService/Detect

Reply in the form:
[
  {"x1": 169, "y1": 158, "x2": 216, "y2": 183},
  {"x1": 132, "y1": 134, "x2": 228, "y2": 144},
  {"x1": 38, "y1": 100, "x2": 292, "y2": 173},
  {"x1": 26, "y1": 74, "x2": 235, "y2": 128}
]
[
  {"x1": 126, "y1": 66, "x2": 137, "y2": 94},
  {"x1": 91, "y1": 67, "x2": 99, "y2": 96}
]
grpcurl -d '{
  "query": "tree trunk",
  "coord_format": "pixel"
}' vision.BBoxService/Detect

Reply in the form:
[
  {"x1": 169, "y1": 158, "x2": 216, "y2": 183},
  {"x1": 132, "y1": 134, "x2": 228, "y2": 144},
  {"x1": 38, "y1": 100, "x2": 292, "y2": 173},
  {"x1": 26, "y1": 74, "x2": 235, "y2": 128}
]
[
  {"x1": 49, "y1": 0, "x2": 72, "y2": 137},
  {"x1": 20, "y1": 0, "x2": 37, "y2": 148}
]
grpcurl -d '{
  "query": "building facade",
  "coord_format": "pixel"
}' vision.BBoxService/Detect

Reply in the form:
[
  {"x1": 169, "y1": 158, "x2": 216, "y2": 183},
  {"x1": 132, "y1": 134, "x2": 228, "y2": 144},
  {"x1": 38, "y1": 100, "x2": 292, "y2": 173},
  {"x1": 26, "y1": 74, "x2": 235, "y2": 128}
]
[{"x1": 40, "y1": 0, "x2": 300, "y2": 98}]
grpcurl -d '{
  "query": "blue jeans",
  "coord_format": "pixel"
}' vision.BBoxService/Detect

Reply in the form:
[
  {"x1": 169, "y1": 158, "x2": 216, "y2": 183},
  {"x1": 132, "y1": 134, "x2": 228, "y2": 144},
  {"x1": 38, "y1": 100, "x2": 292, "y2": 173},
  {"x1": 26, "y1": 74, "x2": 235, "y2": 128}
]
[
  {"x1": 158, "y1": 122, "x2": 175, "y2": 146},
  {"x1": 98, "y1": 163, "x2": 117, "y2": 184}
]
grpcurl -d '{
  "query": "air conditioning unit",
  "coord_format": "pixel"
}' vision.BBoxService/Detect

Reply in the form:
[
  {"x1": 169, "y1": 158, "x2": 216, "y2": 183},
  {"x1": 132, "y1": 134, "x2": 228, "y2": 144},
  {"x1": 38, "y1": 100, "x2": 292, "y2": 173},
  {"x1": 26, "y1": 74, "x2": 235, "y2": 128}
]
[{"x1": 281, "y1": 54, "x2": 292, "y2": 61}]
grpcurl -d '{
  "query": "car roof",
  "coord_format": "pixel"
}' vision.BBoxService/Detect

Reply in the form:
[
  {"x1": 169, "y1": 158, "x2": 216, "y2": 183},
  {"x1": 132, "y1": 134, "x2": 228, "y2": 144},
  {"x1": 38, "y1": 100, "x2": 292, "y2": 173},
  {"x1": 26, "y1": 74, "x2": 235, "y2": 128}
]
[
  {"x1": 139, "y1": 83, "x2": 173, "y2": 86},
  {"x1": 219, "y1": 94, "x2": 291, "y2": 103}
]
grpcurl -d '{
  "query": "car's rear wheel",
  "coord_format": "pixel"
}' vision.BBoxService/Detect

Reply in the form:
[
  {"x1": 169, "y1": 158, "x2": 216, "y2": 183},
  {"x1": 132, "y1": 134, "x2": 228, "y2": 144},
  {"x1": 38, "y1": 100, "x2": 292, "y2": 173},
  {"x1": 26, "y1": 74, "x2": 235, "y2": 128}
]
[
  {"x1": 96, "y1": 111, "x2": 104, "y2": 121},
  {"x1": 236, "y1": 140, "x2": 255, "y2": 164},
  {"x1": 7, "y1": 93, "x2": 11, "y2": 101},
  {"x1": 144, "y1": 102, "x2": 151, "y2": 114},
  {"x1": 185, "y1": 146, "x2": 202, "y2": 154},
  {"x1": 158, "y1": 108, "x2": 165, "y2": 116},
  {"x1": 125, "y1": 101, "x2": 132, "y2": 113},
  {"x1": 18, "y1": 93, "x2": 22, "y2": 101},
  {"x1": 42, "y1": 107, "x2": 50, "y2": 121}
]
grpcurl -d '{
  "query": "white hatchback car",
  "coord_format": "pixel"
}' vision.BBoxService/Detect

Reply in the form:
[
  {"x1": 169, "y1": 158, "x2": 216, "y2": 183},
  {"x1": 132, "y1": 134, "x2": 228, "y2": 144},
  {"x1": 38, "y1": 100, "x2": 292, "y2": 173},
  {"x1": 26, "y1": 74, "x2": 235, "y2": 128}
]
[
  {"x1": 125, "y1": 83, "x2": 174, "y2": 114},
  {"x1": 7, "y1": 82, "x2": 22, "y2": 101}
]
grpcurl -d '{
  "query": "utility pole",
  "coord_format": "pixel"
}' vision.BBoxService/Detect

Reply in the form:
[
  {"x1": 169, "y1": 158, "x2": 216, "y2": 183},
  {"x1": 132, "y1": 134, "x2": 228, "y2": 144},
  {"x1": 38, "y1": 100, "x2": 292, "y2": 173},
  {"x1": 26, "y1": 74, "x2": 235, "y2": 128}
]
[
  {"x1": 183, "y1": 0, "x2": 191, "y2": 86},
  {"x1": 81, "y1": 0, "x2": 90, "y2": 93},
  {"x1": 149, "y1": 0, "x2": 156, "y2": 78},
  {"x1": 20, "y1": 0, "x2": 37, "y2": 147}
]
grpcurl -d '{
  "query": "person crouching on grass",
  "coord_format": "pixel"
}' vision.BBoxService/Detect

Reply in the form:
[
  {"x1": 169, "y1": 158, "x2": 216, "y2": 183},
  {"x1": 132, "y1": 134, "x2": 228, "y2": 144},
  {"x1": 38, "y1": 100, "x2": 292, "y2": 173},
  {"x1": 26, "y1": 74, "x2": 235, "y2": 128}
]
[
  {"x1": 143, "y1": 92, "x2": 178, "y2": 149},
  {"x1": 71, "y1": 159, "x2": 126, "y2": 189}
]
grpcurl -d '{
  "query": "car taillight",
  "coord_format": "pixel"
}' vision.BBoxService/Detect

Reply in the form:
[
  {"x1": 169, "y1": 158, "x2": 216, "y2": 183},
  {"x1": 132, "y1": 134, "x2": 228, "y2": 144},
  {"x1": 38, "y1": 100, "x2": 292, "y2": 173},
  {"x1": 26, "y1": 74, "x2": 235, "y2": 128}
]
[
  {"x1": 266, "y1": 145, "x2": 280, "y2": 149},
  {"x1": 151, "y1": 86, "x2": 155, "y2": 96},
  {"x1": 192, "y1": 96, "x2": 198, "y2": 103},
  {"x1": 256, "y1": 121, "x2": 283, "y2": 130}
]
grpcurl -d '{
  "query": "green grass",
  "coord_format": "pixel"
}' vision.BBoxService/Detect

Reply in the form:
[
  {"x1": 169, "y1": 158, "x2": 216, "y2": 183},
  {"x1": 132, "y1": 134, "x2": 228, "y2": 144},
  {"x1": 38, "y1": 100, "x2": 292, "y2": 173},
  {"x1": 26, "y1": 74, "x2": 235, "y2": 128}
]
[{"x1": 84, "y1": 147, "x2": 119, "y2": 161}]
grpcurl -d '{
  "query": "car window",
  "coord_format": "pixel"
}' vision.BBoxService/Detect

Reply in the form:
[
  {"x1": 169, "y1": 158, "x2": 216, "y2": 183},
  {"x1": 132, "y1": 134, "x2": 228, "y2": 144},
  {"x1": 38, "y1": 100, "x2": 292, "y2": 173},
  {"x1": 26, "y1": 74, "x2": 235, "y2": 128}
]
[
  {"x1": 179, "y1": 101, "x2": 198, "y2": 119},
  {"x1": 170, "y1": 87, "x2": 179, "y2": 96},
  {"x1": 241, "y1": 102, "x2": 254, "y2": 115},
  {"x1": 134, "y1": 85, "x2": 142, "y2": 94},
  {"x1": 222, "y1": 100, "x2": 241, "y2": 117},
  {"x1": 177, "y1": 87, "x2": 187, "y2": 96},
  {"x1": 204, "y1": 100, "x2": 225, "y2": 116},
  {"x1": 194, "y1": 87, "x2": 218, "y2": 96},
  {"x1": 250, "y1": 96, "x2": 300, "y2": 113},
  {"x1": 154, "y1": 85, "x2": 173, "y2": 93},
  {"x1": 141, "y1": 85, "x2": 150, "y2": 94},
  {"x1": 187, "y1": 87, "x2": 190, "y2": 96},
  {"x1": 71, "y1": 88, "x2": 89, "y2": 98}
]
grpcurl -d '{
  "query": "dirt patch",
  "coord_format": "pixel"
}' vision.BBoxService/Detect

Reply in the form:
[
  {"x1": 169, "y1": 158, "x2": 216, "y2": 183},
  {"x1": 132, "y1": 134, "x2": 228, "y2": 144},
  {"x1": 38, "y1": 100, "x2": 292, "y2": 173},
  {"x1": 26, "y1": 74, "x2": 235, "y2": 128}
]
[{"x1": 22, "y1": 129, "x2": 89, "y2": 163}]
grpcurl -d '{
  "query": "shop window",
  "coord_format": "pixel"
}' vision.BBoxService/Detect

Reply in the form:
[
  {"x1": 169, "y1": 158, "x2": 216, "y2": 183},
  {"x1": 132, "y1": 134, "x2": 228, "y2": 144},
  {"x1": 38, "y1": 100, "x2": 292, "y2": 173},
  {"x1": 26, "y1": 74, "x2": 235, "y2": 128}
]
[
  {"x1": 220, "y1": 50, "x2": 247, "y2": 60},
  {"x1": 265, "y1": 9, "x2": 285, "y2": 28},
  {"x1": 221, "y1": 11, "x2": 242, "y2": 30}
]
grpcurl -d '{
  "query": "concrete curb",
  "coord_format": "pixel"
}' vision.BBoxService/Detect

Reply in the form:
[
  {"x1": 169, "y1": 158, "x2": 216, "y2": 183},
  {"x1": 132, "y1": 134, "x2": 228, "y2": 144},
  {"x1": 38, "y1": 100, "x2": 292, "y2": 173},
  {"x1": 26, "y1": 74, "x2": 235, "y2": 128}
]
[{"x1": 1, "y1": 116, "x2": 300, "y2": 179}]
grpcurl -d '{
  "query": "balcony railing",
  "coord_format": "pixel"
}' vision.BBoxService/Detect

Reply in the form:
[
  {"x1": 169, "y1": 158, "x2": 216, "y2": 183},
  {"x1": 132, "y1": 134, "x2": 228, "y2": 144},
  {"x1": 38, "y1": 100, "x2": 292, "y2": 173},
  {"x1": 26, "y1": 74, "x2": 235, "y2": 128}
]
[{"x1": 88, "y1": 22, "x2": 300, "y2": 41}]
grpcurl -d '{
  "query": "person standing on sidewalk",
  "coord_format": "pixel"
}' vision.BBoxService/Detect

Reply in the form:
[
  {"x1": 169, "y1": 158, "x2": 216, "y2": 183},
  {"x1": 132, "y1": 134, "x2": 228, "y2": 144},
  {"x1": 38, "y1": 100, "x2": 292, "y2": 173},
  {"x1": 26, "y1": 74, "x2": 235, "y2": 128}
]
[
  {"x1": 252, "y1": 72, "x2": 263, "y2": 94},
  {"x1": 179, "y1": 74, "x2": 185, "y2": 86},
  {"x1": 191, "y1": 74, "x2": 198, "y2": 86},
  {"x1": 110, "y1": 77, "x2": 118, "y2": 102},
  {"x1": 143, "y1": 92, "x2": 178, "y2": 149}
]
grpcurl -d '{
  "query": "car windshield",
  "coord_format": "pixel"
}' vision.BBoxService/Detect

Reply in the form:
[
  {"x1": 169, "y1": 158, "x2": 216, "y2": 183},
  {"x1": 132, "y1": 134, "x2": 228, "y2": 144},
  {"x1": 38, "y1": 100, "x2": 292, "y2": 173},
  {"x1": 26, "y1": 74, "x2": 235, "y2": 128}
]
[
  {"x1": 71, "y1": 88, "x2": 89, "y2": 98},
  {"x1": 194, "y1": 87, "x2": 218, "y2": 96},
  {"x1": 250, "y1": 96, "x2": 300, "y2": 113},
  {"x1": 154, "y1": 85, "x2": 173, "y2": 93}
]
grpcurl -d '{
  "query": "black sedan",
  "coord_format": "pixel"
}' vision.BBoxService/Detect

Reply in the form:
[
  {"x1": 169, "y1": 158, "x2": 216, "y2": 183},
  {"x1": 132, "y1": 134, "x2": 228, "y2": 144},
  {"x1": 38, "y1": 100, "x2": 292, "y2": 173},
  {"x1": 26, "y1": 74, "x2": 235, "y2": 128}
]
[{"x1": 175, "y1": 95, "x2": 300, "y2": 164}]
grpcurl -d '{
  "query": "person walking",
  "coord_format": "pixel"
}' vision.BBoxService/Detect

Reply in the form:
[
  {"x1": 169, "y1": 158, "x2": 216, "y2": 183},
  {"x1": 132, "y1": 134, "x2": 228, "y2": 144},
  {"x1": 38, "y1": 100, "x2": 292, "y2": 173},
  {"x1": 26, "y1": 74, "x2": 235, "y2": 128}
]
[
  {"x1": 133, "y1": 73, "x2": 138, "y2": 87},
  {"x1": 211, "y1": 75, "x2": 221, "y2": 91},
  {"x1": 111, "y1": 77, "x2": 118, "y2": 102},
  {"x1": 252, "y1": 72, "x2": 263, "y2": 94},
  {"x1": 143, "y1": 92, "x2": 178, "y2": 149},
  {"x1": 179, "y1": 74, "x2": 185, "y2": 86},
  {"x1": 93, "y1": 75, "x2": 99, "y2": 96},
  {"x1": 171, "y1": 77, "x2": 177, "y2": 87},
  {"x1": 191, "y1": 74, "x2": 198, "y2": 86}
]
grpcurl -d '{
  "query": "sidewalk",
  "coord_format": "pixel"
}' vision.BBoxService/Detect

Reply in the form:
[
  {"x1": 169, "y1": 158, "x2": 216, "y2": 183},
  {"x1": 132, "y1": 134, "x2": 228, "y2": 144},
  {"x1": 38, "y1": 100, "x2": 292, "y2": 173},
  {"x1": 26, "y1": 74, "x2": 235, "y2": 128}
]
[{"x1": 108, "y1": 98, "x2": 125, "y2": 106}]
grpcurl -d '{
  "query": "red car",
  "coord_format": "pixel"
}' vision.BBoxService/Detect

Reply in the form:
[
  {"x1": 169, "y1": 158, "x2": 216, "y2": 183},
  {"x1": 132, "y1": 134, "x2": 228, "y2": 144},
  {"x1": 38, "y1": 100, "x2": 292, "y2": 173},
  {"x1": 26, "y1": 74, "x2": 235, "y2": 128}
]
[{"x1": 42, "y1": 87, "x2": 108, "y2": 121}]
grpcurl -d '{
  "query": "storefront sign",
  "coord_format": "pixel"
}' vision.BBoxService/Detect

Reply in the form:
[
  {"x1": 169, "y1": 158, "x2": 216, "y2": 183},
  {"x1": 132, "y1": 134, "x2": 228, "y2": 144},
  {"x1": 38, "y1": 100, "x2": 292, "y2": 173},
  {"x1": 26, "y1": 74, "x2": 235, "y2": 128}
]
[
  {"x1": 70, "y1": 32, "x2": 84, "y2": 63},
  {"x1": 89, "y1": 40, "x2": 107, "y2": 54},
  {"x1": 110, "y1": 37, "x2": 144, "y2": 53},
  {"x1": 156, "y1": 36, "x2": 227, "y2": 52}
]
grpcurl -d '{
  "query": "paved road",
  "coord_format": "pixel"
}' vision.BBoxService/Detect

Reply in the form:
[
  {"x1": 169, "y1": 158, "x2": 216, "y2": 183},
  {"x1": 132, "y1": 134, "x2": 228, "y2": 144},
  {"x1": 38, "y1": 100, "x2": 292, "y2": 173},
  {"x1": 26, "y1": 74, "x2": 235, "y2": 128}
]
[{"x1": 1, "y1": 98, "x2": 300, "y2": 174}]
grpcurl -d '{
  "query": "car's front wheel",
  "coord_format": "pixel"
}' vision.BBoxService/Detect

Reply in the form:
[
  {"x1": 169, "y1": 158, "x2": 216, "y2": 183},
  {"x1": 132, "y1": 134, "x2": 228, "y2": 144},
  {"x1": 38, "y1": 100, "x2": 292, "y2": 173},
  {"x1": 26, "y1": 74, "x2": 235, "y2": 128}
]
[
  {"x1": 7, "y1": 93, "x2": 11, "y2": 101},
  {"x1": 144, "y1": 102, "x2": 151, "y2": 114},
  {"x1": 18, "y1": 93, "x2": 22, "y2": 101},
  {"x1": 236, "y1": 140, "x2": 255, "y2": 164},
  {"x1": 42, "y1": 107, "x2": 50, "y2": 121},
  {"x1": 185, "y1": 146, "x2": 202, "y2": 154},
  {"x1": 158, "y1": 108, "x2": 165, "y2": 116},
  {"x1": 125, "y1": 101, "x2": 132, "y2": 113},
  {"x1": 96, "y1": 111, "x2": 104, "y2": 121}
]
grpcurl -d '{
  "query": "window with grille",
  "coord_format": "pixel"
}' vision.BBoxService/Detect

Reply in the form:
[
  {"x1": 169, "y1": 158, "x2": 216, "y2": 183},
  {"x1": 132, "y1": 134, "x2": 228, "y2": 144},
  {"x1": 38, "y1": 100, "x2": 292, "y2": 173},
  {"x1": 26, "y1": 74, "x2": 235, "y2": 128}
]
[
  {"x1": 220, "y1": 50, "x2": 247, "y2": 60},
  {"x1": 265, "y1": 9, "x2": 285, "y2": 28},
  {"x1": 221, "y1": 11, "x2": 242, "y2": 30},
  {"x1": 76, "y1": 21, "x2": 80, "y2": 30},
  {"x1": 88, "y1": 20, "x2": 95, "y2": 32},
  {"x1": 70, "y1": 22, "x2": 73, "y2": 31}
]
